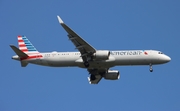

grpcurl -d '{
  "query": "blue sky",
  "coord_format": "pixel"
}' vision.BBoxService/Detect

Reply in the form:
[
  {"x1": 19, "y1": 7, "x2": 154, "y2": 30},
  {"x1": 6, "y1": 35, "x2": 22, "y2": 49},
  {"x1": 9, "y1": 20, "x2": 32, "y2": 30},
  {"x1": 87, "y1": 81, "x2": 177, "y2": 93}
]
[{"x1": 1, "y1": 0, "x2": 180, "y2": 111}]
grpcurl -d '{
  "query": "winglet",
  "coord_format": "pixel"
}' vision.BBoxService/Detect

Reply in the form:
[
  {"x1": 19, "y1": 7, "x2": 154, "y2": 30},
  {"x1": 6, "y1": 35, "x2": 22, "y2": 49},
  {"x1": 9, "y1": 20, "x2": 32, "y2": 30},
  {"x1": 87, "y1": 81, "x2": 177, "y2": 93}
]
[{"x1": 57, "y1": 15, "x2": 64, "y2": 24}]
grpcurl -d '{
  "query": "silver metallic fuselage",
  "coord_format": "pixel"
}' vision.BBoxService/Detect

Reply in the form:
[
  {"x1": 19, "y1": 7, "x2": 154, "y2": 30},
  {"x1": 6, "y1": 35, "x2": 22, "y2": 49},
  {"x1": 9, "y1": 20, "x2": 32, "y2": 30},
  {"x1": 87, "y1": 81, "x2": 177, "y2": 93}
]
[{"x1": 12, "y1": 50, "x2": 171, "y2": 69}]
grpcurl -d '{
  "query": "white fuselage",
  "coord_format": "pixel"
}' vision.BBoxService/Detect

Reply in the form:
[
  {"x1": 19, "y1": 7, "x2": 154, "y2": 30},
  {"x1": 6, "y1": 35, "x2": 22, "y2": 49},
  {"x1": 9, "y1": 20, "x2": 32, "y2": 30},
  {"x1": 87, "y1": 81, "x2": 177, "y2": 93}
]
[{"x1": 14, "y1": 50, "x2": 170, "y2": 69}]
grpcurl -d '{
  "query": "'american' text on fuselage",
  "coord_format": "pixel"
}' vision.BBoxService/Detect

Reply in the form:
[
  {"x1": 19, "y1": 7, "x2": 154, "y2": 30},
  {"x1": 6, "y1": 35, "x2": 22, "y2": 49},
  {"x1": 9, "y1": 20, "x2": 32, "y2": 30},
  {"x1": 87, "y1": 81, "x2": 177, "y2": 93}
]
[{"x1": 110, "y1": 51, "x2": 143, "y2": 56}]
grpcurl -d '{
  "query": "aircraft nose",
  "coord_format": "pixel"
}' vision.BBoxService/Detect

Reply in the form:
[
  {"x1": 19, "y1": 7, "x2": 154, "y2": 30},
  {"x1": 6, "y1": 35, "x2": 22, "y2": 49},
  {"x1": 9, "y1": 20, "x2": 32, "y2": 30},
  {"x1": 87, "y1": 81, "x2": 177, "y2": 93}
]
[{"x1": 164, "y1": 55, "x2": 171, "y2": 63}]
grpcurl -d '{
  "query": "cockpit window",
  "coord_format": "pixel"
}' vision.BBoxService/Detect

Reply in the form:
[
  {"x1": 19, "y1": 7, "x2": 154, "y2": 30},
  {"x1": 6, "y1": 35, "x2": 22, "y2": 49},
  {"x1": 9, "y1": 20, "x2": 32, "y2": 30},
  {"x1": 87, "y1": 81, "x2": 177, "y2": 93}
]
[{"x1": 158, "y1": 52, "x2": 163, "y2": 54}]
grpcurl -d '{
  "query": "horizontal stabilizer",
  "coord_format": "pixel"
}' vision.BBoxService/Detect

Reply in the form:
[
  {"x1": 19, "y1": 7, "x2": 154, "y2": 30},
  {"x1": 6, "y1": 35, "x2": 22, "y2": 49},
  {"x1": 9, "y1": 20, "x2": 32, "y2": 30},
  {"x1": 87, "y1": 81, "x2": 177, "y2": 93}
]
[{"x1": 10, "y1": 45, "x2": 28, "y2": 58}]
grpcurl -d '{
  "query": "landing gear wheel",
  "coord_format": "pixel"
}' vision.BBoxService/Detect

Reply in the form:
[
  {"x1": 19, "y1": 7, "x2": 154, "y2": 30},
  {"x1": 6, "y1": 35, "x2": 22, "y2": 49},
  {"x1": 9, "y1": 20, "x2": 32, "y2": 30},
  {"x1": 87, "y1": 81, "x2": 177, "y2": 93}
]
[
  {"x1": 150, "y1": 68, "x2": 153, "y2": 72},
  {"x1": 90, "y1": 75, "x2": 96, "y2": 80},
  {"x1": 84, "y1": 61, "x2": 89, "y2": 68},
  {"x1": 149, "y1": 63, "x2": 153, "y2": 72}
]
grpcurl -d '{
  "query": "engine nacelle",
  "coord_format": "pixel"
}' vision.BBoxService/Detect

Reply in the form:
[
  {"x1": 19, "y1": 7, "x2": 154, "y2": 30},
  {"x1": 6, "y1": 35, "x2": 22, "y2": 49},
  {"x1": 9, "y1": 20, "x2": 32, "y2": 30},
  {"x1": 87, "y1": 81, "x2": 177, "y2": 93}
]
[
  {"x1": 93, "y1": 50, "x2": 110, "y2": 60},
  {"x1": 104, "y1": 70, "x2": 120, "y2": 80}
]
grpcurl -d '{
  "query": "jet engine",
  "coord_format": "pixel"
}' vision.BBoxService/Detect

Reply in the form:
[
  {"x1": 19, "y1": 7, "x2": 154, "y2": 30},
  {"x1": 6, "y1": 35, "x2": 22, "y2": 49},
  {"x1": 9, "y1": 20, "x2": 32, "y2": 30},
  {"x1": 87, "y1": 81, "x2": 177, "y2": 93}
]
[
  {"x1": 93, "y1": 50, "x2": 110, "y2": 60},
  {"x1": 104, "y1": 70, "x2": 120, "y2": 80}
]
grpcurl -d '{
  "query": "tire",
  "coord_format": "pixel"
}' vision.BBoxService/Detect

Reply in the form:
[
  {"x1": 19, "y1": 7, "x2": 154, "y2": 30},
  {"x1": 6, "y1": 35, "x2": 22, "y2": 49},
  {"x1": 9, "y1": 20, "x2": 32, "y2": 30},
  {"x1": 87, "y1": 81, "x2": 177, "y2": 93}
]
[
  {"x1": 84, "y1": 61, "x2": 89, "y2": 67},
  {"x1": 150, "y1": 69, "x2": 153, "y2": 72}
]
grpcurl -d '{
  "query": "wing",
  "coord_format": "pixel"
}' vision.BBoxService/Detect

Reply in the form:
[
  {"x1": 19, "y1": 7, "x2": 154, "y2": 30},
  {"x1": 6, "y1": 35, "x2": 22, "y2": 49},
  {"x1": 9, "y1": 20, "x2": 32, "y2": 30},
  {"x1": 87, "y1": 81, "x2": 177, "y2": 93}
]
[
  {"x1": 57, "y1": 16, "x2": 96, "y2": 62},
  {"x1": 88, "y1": 74, "x2": 102, "y2": 84},
  {"x1": 87, "y1": 68, "x2": 108, "y2": 84},
  {"x1": 57, "y1": 16, "x2": 106, "y2": 84}
]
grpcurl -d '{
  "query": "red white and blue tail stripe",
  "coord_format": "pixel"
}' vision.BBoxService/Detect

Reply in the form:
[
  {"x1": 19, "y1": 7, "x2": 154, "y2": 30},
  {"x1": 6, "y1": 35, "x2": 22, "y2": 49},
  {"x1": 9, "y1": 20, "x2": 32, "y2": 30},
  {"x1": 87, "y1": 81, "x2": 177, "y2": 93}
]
[
  {"x1": 17, "y1": 35, "x2": 42, "y2": 60},
  {"x1": 18, "y1": 35, "x2": 39, "y2": 54}
]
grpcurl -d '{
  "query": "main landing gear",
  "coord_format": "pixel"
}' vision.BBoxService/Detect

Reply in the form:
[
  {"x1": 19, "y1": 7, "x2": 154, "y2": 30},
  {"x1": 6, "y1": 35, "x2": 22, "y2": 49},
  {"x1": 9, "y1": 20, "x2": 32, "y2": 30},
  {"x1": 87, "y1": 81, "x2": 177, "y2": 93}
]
[
  {"x1": 84, "y1": 61, "x2": 89, "y2": 68},
  {"x1": 149, "y1": 63, "x2": 153, "y2": 72}
]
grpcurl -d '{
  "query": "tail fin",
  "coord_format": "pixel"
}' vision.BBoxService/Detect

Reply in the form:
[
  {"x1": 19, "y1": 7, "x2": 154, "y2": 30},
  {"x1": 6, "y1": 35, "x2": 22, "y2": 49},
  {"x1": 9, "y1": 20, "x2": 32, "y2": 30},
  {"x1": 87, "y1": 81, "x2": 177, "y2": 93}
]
[{"x1": 18, "y1": 35, "x2": 39, "y2": 54}]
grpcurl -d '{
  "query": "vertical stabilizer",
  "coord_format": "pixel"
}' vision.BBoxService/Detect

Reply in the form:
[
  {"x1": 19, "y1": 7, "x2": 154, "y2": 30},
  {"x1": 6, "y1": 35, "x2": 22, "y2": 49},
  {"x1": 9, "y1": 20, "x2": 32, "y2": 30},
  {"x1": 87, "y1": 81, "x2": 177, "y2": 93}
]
[{"x1": 17, "y1": 35, "x2": 39, "y2": 54}]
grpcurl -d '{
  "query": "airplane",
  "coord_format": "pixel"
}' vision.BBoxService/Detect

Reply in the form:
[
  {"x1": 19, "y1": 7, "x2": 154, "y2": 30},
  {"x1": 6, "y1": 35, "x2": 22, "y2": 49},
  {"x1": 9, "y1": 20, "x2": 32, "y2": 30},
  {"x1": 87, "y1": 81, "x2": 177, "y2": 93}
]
[{"x1": 10, "y1": 15, "x2": 171, "y2": 84}]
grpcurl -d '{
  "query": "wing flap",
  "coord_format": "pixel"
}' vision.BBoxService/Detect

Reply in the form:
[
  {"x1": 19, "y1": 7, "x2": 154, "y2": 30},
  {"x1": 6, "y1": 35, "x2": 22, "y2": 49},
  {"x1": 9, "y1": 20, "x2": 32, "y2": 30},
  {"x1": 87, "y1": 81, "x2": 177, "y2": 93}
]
[
  {"x1": 88, "y1": 75, "x2": 102, "y2": 84},
  {"x1": 87, "y1": 68, "x2": 108, "y2": 84}
]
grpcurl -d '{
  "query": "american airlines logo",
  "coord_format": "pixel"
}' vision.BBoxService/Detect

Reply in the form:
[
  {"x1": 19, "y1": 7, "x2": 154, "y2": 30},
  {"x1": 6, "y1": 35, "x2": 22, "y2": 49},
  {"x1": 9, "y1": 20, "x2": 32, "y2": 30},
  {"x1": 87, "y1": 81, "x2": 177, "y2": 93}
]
[{"x1": 110, "y1": 51, "x2": 143, "y2": 55}]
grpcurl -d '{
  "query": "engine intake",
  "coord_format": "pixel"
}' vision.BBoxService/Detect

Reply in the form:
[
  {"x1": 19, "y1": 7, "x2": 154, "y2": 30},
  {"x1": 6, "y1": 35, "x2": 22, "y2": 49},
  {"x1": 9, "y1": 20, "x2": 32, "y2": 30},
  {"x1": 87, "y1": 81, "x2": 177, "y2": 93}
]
[
  {"x1": 93, "y1": 50, "x2": 110, "y2": 60},
  {"x1": 104, "y1": 70, "x2": 120, "y2": 80}
]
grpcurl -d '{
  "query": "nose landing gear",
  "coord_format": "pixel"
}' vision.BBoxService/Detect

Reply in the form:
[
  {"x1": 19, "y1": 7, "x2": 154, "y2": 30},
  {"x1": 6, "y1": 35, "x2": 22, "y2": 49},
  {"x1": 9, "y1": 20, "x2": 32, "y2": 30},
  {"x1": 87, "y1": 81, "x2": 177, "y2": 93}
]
[{"x1": 149, "y1": 63, "x2": 153, "y2": 72}]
